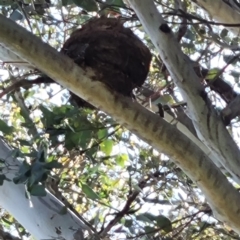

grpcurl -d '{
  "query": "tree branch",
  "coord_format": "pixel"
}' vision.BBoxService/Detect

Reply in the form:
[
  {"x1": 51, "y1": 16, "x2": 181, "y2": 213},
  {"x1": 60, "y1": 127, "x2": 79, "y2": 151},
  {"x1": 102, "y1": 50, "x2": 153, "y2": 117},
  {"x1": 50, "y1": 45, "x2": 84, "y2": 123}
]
[
  {"x1": 127, "y1": 0, "x2": 240, "y2": 187},
  {"x1": 1, "y1": 14, "x2": 240, "y2": 234}
]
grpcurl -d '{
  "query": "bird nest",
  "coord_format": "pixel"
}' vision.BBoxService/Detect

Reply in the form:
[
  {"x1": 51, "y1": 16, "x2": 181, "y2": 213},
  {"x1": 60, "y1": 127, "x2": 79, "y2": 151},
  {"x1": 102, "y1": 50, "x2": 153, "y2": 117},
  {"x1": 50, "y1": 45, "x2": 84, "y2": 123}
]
[{"x1": 61, "y1": 17, "x2": 152, "y2": 108}]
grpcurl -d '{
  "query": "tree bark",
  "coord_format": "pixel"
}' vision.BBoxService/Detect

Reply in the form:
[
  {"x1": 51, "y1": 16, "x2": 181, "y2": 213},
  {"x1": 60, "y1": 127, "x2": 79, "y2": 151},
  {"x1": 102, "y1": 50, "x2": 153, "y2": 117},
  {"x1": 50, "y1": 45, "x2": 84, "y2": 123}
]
[
  {"x1": 0, "y1": 138, "x2": 87, "y2": 239},
  {"x1": 1, "y1": 14, "x2": 240, "y2": 234},
  {"x1": 192, "y1": 0, "x2": 240, "y2": 36},
  {"x1": 127, "y1": 0, "x2": 240, "y2": 184}
]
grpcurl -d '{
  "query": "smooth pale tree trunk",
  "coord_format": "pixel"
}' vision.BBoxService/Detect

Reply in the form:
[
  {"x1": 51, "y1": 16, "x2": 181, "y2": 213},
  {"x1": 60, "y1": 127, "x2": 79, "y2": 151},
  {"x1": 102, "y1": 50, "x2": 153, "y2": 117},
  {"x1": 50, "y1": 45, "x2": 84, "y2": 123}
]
[
  {"x1": 129, "y1": 0, "x2": 240, "y2": 183},
  {"x1": 149, "y1": 103, "x2": 225, "y2": 172},
  {"x1": 0, "y1": 26, "x2": 226, "y2": 177},
  {"x1": 0, "y1": 138, "x2": 88, "y2": 239},
  {"x1": 0, "y1": 30, "x2": 224, "y2": 177},
  {"x1": 0, "y1": 43, "x2": 33, "y2": 69},
  {"x1": 127, "y1": 0, "x2": 240, "y2": 233},
  {"x1": 1, "y1": 14, "x2": 240, "y2": 234},
  {"x1": 192, "y1": 0, "x2": 240, "y2": 36},
  {"x1": 0, "y1": 32, "x2": 227, "y2": 178},
  {"x1": 127, "y1": 0, "x2": 240, "y2": 185}
]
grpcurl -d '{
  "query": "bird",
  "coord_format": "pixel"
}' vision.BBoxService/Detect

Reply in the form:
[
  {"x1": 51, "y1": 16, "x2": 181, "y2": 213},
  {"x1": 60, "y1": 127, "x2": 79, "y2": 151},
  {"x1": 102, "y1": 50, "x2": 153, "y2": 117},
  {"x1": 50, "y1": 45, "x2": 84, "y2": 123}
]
[{"x1": 0, "y1": 17, "x2": 152, "y2": 108}]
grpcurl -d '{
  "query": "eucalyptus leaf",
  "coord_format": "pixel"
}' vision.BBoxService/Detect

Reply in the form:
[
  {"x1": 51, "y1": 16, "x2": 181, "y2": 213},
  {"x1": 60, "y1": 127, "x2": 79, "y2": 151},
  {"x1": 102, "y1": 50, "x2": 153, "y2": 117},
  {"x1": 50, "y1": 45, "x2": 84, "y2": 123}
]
[
  {"x1": 81, "y1": 183, "x2": 100, "y2": 200},
  {"x1": 72, "y1": 0, "x2": 97, "y2": 11},
  {"x1": 0, "y1": 119, "x2": 14, "y2": 135},
  {"x1": 29, "y1": 184, "x2": 47, "y2": 196}
]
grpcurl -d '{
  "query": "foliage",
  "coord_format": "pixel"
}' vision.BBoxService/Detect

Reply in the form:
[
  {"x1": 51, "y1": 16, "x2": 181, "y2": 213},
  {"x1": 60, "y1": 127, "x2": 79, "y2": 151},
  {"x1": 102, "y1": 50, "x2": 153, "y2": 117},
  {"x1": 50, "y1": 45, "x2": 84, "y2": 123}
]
[{"x1": 0, "y1": 0, "x2": 240, "y2": 239}]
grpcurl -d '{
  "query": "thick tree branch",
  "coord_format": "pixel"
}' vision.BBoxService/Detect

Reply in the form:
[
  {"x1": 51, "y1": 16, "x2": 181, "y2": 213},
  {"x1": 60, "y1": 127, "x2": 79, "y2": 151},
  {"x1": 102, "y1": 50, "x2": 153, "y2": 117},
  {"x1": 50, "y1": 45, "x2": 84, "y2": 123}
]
[
  {"x1": 222, "y1": 95, "x2": 240, "y2": 124},
  {"x1": 127, "y1": 0, "x2": 240, "y2": 186},
  {"x1": 192, "y1": 0, "x2": 240, "y2": 36},
  {"x1": 0, "y1": 138, "x2": 87, "y2": 239},
  {"x1": 1, "y1": 14, "x2": 240, "y2": 234}
]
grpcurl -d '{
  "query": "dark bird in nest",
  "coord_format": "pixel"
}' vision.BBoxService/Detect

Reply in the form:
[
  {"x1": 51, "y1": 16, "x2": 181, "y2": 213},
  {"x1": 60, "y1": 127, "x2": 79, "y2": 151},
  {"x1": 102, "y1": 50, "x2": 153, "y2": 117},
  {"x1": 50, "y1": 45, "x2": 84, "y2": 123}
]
[{"x1": 1, "y1": 17, "x2": 152, "y2": 109}]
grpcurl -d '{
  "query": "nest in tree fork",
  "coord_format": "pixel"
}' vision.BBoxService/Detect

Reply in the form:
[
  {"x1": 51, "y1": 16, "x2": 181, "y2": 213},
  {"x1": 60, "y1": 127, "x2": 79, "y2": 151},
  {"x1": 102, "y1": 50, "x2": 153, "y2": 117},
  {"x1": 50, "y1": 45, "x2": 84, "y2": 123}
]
[{"x1": 61, "y1": 17, "x2": 152, "y2": 108}]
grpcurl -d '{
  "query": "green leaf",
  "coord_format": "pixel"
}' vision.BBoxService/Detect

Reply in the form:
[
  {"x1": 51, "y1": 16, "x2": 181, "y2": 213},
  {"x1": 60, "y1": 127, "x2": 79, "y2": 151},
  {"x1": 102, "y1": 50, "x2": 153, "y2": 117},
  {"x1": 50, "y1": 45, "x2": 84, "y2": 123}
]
[
  {"x1": 206, "y1": 68, "x2": 219, "y2": 80},
  {"x1": 61, "y1": 0, "x2": 72, "y2": 6},
  {"x1": 136, "y1": 213, "x2": 156, "y2": 223},
  {"x1": 29, "y1": 165, "x2": 47, "y2": 185},
  {"x1": 21, "y1": 146, "x2": 30, "y2": 154},
  {"x1": 17, "y1": 139, "x2": 33, "y2": 147},
  {"x1": 29, "y1": 185, "x2": 47, "y2": 196},
  {"x1": 0, "y1": 0, "x2": 14, "y2": 6},
  {"x1": 31, "y1": 161, "x2": 44, "y2": 173},
  {"x1": 105, "y1": 0, "x2": 125, "y2": 7},
  {"x1": 152, "y1": 94, "x2": 174, "y2": 105},
  {"x1": 39, "y1": 105, "x2": 56, "y2": 129},
  {"x1": 220, "y1": 29, "x2": 228, "y2": 38},
  {"x1": 98, "y1": 128, "x2": 108, "y2": 139},
  {"x1": 52, "y1": 105, "x2": 77, "y2": 120},
  {"x1": 17, "y1": 160, "x2": 31, "y2": 176},
  {"x1": 116, "y1": 154, "x2": 128, "y2": 167},
  {"x1": 37, "y1": 149, "x2": 46, "y2": 163},
  {"x1": 223, "y1": 54, "x2": 235, "y2": 64},
  {"x1": 156, "y1": 215, "x2": 172, "y2": 233},
  {"x1": 2, "y1": 217, "x2": 13, "y2": 226},
  {"x1": 10, "y1": 9, "x2": 23, "y2": 21},
  {"x1": 199, "y1": 221, "x2": 212, "y2": 231},
  {"x1": 123, "y1": 219, "x2": 133, "y2": 228},
  {"x1": 144, "y1": 226, "x2": 156, "y2": 235},
  {"x1": 81, "y1": 183, "x2": 100, "y2": 200},
  {"x1": 23, "y1": 89, "x2": 35, "y2": 99},
  {"x1": 13, "y1": 174, "x2": 29, "y2": 184},
  {"x1": 65, "y1": 130, "x2": 92, "y2": 150},
  {"x1": 0, "y1": 119, "x2": 14, "y2": 134},
  {"x1": 44, "y1": 160, "x2": 62, "y2": 170},
  {"x1": 100, "y1": 139, "x2": 113, "y2": 156},
  {"x1": 72, "y1": 0, "x2": 98, "y2": 11}
]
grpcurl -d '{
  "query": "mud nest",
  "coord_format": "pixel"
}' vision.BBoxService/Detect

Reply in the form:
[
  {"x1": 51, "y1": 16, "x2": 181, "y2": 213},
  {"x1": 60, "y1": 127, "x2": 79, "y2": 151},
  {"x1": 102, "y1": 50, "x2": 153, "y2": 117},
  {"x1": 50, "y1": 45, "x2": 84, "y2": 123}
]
[{"x1": 61, "y1": 17, "x2": 152, "y2": 108}]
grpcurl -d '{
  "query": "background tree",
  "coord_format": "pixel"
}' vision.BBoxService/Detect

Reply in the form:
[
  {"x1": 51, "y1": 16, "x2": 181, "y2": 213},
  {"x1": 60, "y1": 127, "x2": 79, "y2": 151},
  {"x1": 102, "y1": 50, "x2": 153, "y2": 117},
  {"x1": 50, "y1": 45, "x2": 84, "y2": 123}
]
[{"x1": 1, "y1": 0, "x2": 240, "y2": 239}]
